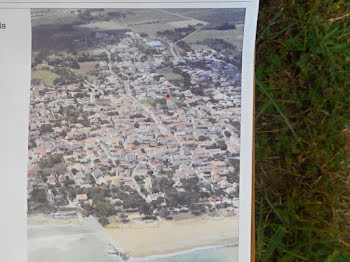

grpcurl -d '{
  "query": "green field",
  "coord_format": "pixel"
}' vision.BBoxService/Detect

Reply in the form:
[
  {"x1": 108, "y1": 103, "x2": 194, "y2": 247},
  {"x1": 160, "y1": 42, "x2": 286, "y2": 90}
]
[
  {"x1": 32, "y1": 70, "x2": 59, "y2": 86},
  {"x1": 76, "y1": 21, "x2": 126, "y2": 31},
  {"x1": 71, "y1": 61, "x2": 99, "y2": 75},
  {"x1": 96, "y1": 99, "x2": 111, "y2": 106},
  {"x1": 156, "y1": 68, "x2": 183, "y2": 82},
  {"x1": 184, "y1": 25, "x2": 244, "y2": 52},
  {"x1": 31, "y1": 9, "x2": 81, "y2": 26},
  {"x1": 117, "y1": 9, "x2": 189, "y2": 25},
  {"x1": 87, "y1": 75, "x2": 98, "y2": 83},
  {"x1": 130, "y1": 17, "x2": 202, "y2": 37},
  {"x1": 33, "y1": 64, "x2": 52, "y2": 70},
  {"x1": 83, "y1": 8, "x2": 199, "y2": 37},
  {"x1": 164, "y1": 8, "x2": 245, "y2": 24}
]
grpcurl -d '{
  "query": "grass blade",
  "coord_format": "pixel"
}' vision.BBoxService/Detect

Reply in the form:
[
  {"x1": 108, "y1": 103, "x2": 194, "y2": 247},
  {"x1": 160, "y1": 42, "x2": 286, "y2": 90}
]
[
  {"x1": 261, "y1": 227, "x2": 285, "y2": 262},
  {"x1": 257, "y1": 203, "x2": 265, "y2": 256},
  {"x1": 256, "y1": 10, "x2": 283, "y2": 44},
  {"x1": 256, "y1": 78, "x2": 300, "y2": 143}
]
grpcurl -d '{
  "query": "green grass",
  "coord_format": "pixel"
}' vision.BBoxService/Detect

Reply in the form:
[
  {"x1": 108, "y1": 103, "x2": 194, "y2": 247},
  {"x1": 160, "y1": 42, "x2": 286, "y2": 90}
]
[
  {"x1": 157, "y1": 68, "x2": 184, "y2": 81},
  {"x1": 31, "y1": 9, "x2": 80, "y2": 27},
  {"x1": 142, "y1": 98, "x2": 156, "y2": 106},
  {"x1": 31, "y1": 70, "x2": 59, "y2": 86},
  {"x1": 184, "y1": 26, "x2": 244, "y2": 51},
  {"x1": 165, "y1": 8, "x2": 245, "y2": 24},
  {"x1": 96, "y1": 99, "x2": 111, "y2": 106},
  {"x1": 168, "y1": 95, "x2": 186, "y2": 105},
  {"x1": 255, "y1": 0, "x2": 350, "y2": 261}
]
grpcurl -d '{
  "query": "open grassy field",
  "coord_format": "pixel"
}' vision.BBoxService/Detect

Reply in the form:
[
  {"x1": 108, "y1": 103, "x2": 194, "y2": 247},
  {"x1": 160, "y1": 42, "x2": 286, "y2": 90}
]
[
  {"x1": 83, "y1": 9, "x2": 199, "y2": 37},
  {"x1": 166, "y1": 8, "x2": 245, "y2": 24},
  {"x1": 184, "y1": 25, "x2": 244, "y2": 52},
  {"x1": 255, "y1": 0, "x2": 350, "y2": 261},
  {"x1": 130, "y1": 18, "x2": 201, "y2": 37},
  {"x1": 156, "y1": 67, "x2": 184, "y2": 82},
  {"x1": 71, "y1": 61, "x2": 99, "y2": 75},
  {"x1": 76, "y1": 21, "x2": 126, "y2": 31},
  {"x1": 119, "y1": 9, "x2": 189, "y2": 24},
  {"x1": 96, "y1": 99, "x2": 111, "y2": 106},
  {"x1": 31, "y1": 9, "x2": 81, "y2": 27},
  {"x1": 31, "y1": 70, "x2": 59, "y2": 86},
  {"x1": 120, "y1": 9, "x2": 204, "y2": 37}
]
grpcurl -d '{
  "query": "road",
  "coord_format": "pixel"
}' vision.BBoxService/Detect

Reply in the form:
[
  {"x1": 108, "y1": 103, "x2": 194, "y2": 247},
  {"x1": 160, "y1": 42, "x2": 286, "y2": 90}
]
[
  {"x1": 158, "y1": 8, "x2": 207, "y2": 64},
  {"x1": 96, "y1": 138, "x2": 117, "y2": 166},
  {"x1": 130, "y1": 166, "x2": 151, "y2": 203},
  {"x1": 169, "y1": 25, "x2": 205, "y2": 64},
  {"x1": 100, "y1": 41, "x2": 224, "y2": 215},
  {"x1": 101, "y1": 50, "x2": 176, "y2": 202},
  {"x1": 169, "y1": 42, "x2": 185, "y2": 64},
  {"x1": 103, "y1": 48, "x2": 183, "y2": 152}
]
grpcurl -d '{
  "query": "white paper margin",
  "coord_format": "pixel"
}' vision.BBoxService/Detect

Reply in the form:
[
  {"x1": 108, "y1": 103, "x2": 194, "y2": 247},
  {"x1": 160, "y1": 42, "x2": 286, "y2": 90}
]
[
  {"x1": 0, "y1": 8, "x2": 31, "y2": 262},
  {"x1": 0, "y1": 1, "x2": 258, "y2": 261}
]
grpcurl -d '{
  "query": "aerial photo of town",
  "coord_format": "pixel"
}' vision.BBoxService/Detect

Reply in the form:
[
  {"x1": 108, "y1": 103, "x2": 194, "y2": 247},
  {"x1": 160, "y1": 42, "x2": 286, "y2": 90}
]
[{"x1": 27, "y1": 8, "x2": 245, "y2": 262}]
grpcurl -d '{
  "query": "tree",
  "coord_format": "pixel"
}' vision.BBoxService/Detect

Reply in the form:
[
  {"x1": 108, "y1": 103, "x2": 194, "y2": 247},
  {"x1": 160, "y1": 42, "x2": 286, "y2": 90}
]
[
  {"x1": 31, "y1": 188, "x2": 48, "y2": 204},
  {"x1": 60, "y1": 130, "x2": 67, "y2": 137},
  {"x1": 159, "y1": 207, "x2": 170, "y2": 218},
  {"x1": 224, "y1": 131, "x2": 232, "y2": 137},
  {"x1": 215, "y1": 188, "x2": 226, "y2": 204},
  {"x1": 98, "y1": 216, "x2": 109, "y2": 226},
  {"x1": 119, "y1": 210, "x2": 129, "y2": 223},
  {"x1": 40, "y1": 124, "x2": 53, "y2": 134},
  {"x1": 71, "y1": 60, "x2": 80, "y2": 69},
  {"x1": 93, "y1": 192, "x2": 105, "y2": 204},
  {"x1": 134, "y1": 175, "x2": 142, "y2": 182},
  {"x1": 198, "y1": 135, "x2": 209, "y2": 141},
  {"x1": 38, "y1": 154, "x2": 63, "y2": 169},
  {"x1": 152, "y1": 177, "x2": 174, "y2": 193},
  {"x1": 139, "y1": 202, "x2": 152, "y2": 217},
  {"x1": 123, "y1": 193, "x2": 145, "y2": 209}
]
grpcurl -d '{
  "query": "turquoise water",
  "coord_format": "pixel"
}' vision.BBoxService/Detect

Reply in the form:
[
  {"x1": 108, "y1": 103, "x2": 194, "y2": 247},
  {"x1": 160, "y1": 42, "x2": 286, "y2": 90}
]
[{"x1": 28, "y1": 224, "x2": 238, "y2": 262}]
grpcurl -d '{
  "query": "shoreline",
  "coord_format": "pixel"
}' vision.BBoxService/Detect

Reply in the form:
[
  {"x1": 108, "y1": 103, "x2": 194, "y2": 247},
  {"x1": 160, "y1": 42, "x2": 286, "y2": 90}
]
[
  {"x1": 27, "y1": 214, "x2": 239, "y2": 261},
  {"x1": 129, "y1": 242, "x2": 238, "y2": 261},
  {"x1": 104, "y1": 214, "x2": 239, "y2": 258}
]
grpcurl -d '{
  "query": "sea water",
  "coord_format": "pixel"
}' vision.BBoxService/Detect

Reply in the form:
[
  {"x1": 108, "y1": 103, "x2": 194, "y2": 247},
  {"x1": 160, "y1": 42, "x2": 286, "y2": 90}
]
[
  {"x1": 28, "y1": 224, "x2": 238, "y2": 262},
  {"x1": 142, "y1": 246, "x2": 238, "y2": 262},
  {"x1": 28, "y1": 223, "x2": 120, "y2": 262}
]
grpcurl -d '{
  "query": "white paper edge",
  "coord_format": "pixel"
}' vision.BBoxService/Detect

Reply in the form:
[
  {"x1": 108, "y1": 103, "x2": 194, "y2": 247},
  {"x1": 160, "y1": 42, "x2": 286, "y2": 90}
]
[{"x1": 0, "y1": 2, "x2": 258, "y2": 261}]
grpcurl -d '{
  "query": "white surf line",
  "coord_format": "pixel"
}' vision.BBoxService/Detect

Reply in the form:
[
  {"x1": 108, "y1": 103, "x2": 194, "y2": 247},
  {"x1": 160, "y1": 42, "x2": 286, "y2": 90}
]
[{"x1": 129, "y1": 242, "x2": 239, "y2": 262}]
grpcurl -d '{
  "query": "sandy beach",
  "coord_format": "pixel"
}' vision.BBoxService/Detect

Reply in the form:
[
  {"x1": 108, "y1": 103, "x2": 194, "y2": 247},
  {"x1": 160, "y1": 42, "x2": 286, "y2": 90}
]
[{"x1": 104, "y1": 215, "x2": 239, "y2": 258}]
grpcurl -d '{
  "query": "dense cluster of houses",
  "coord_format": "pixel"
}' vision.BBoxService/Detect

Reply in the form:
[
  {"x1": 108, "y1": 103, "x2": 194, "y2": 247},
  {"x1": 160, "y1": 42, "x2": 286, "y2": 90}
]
[{"x1": 28, "y1": 29, "x2": 241, "y2": 217}]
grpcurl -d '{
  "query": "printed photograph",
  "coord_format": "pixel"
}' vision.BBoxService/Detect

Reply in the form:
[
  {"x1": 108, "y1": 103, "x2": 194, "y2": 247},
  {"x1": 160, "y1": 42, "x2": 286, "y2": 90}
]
[{"x1": 27, "y1": 8, "x2": 245, "y2": 262}]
